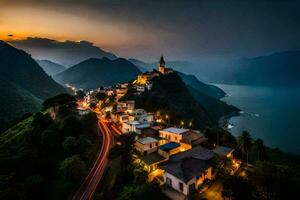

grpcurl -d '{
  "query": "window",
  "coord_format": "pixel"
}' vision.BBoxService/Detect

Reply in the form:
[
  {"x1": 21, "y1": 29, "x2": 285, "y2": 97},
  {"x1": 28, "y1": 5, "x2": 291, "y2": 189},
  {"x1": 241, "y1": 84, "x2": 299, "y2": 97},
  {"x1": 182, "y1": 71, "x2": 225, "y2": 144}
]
[
  {"x1": 175, "y1": 136, "x2": 177, "y2": 141},
  {"x1": 150, "y1": 144, "x2": 152, "y2": 148},
  {"x1": 166, "y1": 177, "x2": 172, "y2": 186},
  {"x1": 156, "y1": 142, "x2": 158, "y2": 146},
  {"x1": 179, "y1": 182, "x2": 184, "y2": 191}
]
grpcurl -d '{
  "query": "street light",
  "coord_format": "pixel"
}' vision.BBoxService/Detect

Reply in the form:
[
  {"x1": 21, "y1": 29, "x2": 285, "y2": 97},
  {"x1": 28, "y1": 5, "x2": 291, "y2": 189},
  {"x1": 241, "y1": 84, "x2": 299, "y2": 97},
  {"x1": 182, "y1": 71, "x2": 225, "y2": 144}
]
[{"x1": 180, "y1": 121, "x2": 184, "y2": 127}]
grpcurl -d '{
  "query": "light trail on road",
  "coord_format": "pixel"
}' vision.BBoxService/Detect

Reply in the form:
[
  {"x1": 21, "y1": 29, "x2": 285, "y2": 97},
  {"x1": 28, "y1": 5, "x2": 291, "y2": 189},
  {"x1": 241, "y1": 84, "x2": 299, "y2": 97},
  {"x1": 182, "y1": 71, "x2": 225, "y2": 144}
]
[{"x1": 72, "y1": 116, "x2": 114, "y2": 200}]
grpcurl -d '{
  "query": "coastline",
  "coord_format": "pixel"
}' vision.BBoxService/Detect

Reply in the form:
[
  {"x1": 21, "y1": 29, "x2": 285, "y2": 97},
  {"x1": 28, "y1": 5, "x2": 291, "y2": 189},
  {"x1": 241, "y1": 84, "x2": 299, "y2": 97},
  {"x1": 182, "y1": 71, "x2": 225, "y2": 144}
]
[{"x1": 218, "y1": 110, "x2": 240, "y2": 130}]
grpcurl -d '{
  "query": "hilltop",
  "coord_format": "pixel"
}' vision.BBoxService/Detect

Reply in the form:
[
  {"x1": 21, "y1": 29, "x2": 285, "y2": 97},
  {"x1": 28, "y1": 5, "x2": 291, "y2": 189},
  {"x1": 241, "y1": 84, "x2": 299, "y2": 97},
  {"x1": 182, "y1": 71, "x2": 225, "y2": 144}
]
[
  {"x1": 129, "y1": 58, "x2": 226, "y2": 99},
  {"x1": 122, "y1": 73, "x2": 238, "y2": 128},
  {"x1": 54, "y1": 57, "x2": 141, "y2": 89}
]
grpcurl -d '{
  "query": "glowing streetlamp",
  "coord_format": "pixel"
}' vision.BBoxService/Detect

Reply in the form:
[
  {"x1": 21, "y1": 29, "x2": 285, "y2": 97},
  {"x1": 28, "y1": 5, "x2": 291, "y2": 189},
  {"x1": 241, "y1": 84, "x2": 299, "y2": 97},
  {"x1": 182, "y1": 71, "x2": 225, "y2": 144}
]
[{"x1": 180, "y1": 121, "x2": 184, "y2": 127}]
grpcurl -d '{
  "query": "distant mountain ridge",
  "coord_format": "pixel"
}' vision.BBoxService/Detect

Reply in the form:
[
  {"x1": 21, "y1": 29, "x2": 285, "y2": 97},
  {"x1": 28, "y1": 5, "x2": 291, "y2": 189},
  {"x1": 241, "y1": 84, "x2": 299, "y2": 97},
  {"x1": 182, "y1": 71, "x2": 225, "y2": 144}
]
[
  {"x1": 0, "y1": 40, "x2": 66, "y2": 131},
  {"x1": 213, "y1": 51, "x2": 300, "y2": 86},
  {"x1": 10, "y1": 38, "x2": 118, "y2": 67},
  {"x1": 36, "y1": 59, "x2": 66, "y2": 76},
  {"x1": 54, "y1": 57, "x2": 141, "y2": 89}
]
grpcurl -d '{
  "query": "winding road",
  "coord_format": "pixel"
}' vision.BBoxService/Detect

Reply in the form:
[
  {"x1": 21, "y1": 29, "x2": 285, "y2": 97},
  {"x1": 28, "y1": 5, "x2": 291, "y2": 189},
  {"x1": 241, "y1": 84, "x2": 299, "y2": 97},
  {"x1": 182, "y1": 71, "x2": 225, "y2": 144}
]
[{"x1": 72, "y1": 116, "x2": 114, "y2": 200}]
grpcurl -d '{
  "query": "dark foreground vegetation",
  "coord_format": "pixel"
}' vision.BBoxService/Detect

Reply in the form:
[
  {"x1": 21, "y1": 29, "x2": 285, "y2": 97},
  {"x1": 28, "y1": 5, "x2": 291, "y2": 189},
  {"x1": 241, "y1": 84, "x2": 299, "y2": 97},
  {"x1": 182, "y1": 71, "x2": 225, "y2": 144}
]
[
  {"x1": 0, "y1": 94, "x2": 100, "y2": 200},
  {"x1": 204, "y1": 128, "x2": 300, "y2": 200}
]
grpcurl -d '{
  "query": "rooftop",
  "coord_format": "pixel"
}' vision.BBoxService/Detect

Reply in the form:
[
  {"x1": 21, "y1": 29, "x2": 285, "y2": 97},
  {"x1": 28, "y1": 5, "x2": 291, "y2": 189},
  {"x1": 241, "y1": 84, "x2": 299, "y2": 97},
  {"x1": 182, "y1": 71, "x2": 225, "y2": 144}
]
[
  {"x1": 161, "y1": 157, "x2": 211, "y2": 183},
  {"x1": 171, "y1": 146, "x2": 215, "y2": 161},
  {"x1": 213, "y1": 146, "x2": 234, "y2": 157},
  {"x1": 159, "y1": 142, "x2": 180, "y2": 152},
  {"x1": 137, "y1": 137, "x2": 158, "y2": 145},
  {"x1": 180, "y1": 130, "x2": 207, "y2": 146},
  {"x1": 161, "y1": 127, "x2": 189, "y2": 135},
  {"x1": 141, "y1": 152, "x2": 166, "y2": 165}
]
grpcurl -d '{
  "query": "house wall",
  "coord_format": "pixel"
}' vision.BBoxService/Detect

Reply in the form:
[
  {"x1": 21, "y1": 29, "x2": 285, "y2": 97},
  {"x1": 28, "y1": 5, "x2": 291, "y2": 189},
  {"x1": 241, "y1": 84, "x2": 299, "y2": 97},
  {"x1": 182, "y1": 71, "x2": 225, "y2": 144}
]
[
  {"x1": 135, "y1": 141, "x2": 159, "y2": 155},
  {"x1": 164, "y1": 172, "x2": 188, "y2": 195},
  {"x1": 164, "y1": 167, "x2": 213, "y2": 196},
  {"x1": 159, "y1": 131, "x2": 182, "y2": 143}
]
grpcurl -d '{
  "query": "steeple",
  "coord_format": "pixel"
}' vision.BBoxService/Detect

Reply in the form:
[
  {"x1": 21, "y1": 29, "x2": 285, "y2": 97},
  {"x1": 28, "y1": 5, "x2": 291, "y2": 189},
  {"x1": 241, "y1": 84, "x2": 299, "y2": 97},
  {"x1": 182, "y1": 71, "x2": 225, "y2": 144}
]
[
  {"x1": 159, "y1": 55, "x2": 165, "y2": 67},
  {"x1": 158, "y1": 55, "x2": 165, "y2": 74}
]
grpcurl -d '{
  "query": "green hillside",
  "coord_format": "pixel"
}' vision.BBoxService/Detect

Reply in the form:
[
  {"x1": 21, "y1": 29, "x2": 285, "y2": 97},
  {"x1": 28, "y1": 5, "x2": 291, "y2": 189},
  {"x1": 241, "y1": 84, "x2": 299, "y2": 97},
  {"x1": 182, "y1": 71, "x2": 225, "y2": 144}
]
[
  {"x1": 0, "y1": 41, "x2": 66, "y2": 131},
  {"x1": 0, "y1": 76, "x2": 42, "y2": 132},
  {"x1": 0, "y1": 95, "x2": 100, "y2": 200}
]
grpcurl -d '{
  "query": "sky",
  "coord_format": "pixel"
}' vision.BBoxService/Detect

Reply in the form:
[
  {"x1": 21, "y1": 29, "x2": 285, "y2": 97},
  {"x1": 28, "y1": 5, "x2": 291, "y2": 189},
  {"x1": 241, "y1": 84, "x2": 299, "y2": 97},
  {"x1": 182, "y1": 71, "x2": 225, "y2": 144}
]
[{"x1": 0, "y1": 0, "x2": 300, "y2": 62}]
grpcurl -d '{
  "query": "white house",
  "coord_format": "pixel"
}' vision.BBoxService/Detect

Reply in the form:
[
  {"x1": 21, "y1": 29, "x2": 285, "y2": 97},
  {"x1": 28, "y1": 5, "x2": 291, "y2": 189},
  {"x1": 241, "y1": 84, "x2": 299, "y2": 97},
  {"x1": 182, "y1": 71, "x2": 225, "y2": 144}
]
[
  {"x1": 159, "y1": 127, "x2": 189, "y2": 143},
  {"x1": 122, "y1": 121, "x2": 151, "y2": 133},
  {"x1": 135, "y1": 137, "x2": 159, "y2": 155},
  {"x1": 136, "y1": 85, "x2": 146, "y2": 92},
  {"x1": 161, "y1": 146, "x2": 215, "y2": 196},
  {"x1": 117, "y1": 100, "x2": 135, "y2": 113},
  {"x1": 160, "y1": 127, "x2": 207, "y2": 146}
]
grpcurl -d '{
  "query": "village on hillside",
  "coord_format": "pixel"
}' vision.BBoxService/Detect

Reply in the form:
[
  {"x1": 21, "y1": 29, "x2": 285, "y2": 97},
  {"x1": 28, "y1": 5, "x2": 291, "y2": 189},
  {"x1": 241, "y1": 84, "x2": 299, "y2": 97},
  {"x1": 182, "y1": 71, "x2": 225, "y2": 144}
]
[{"x1": 73, "y1": 56, "x2": 242, "y2": 198}]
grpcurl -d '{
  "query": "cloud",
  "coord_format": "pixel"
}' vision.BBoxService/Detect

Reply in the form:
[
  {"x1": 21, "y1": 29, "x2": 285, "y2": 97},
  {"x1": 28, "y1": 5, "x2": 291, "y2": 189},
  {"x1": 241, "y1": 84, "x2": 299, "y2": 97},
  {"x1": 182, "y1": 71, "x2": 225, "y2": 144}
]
[
  {"x1": 3, "y1": 0, "x2": 300, "y2": 60},
  {"x1": 10, "y1": 37, "x2": 117, "y2": 66}
]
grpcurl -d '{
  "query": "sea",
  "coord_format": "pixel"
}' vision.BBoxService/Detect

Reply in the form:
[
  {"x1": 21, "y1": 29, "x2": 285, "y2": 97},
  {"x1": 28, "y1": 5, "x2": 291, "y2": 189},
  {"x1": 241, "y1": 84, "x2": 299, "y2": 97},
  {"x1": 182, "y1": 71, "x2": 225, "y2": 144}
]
[{"x1": 215, "y1": 84, "x2": 300, "y2": 154}]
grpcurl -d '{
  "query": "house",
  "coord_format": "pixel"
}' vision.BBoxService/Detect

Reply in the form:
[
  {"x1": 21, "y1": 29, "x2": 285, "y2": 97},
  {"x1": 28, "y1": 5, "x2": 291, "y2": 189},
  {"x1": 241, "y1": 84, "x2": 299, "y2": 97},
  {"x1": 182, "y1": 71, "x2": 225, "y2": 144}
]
[
  {"x1": 136, "y1": 126, "x2": 159, "y2": 137},
  {"x1": 161, "y1": 158, "x2": 212, "y2": 196},
  {"x1": 159, "y1": 127, "x2": 190, "y2": 143},
  {"x1": 135, "y1": 84, "x2": 146, "y2": 92},
  {"x1": 161, "y1": 146, "x2": 215, "y2": 196},
  {"x1": 135, "y1": 137, "x2": 159, "y2": 155},
  {"x1": 180, "y1": 130, "x2": 207, "y2": 146},
  {"x1": 116, "y1": 100, "x2": 135, "y2": 113},
  {"x1": 213, "y1": 145, "x2": 234, "y2": 158},
  {"x1": 160, "y1": 127, "x2": 207, "y2": 146},
  {"x1": 139, "y1": 152, "x2": 168, "y2": 172},
  {"x1": 122, "y1": 120, "x2": 151, "y2": 133},
  {"x1": 115, "y1": 88, "x2": 127, "y2": 99}
]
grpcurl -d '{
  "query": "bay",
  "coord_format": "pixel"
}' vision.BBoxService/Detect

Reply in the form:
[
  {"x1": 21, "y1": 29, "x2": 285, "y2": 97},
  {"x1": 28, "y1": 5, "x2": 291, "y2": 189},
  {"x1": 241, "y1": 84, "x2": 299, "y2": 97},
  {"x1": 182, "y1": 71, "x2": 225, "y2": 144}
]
[{"x1": 216, "y1": 84, "x2": 300, "y2": 154}]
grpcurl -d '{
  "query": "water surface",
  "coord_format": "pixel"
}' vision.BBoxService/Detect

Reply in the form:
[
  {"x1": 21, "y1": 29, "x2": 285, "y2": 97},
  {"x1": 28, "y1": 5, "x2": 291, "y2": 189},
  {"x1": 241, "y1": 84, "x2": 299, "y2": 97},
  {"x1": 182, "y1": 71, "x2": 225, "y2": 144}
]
[{"x1": 216, "y1": 84, "x2": 300, "y2": 154}]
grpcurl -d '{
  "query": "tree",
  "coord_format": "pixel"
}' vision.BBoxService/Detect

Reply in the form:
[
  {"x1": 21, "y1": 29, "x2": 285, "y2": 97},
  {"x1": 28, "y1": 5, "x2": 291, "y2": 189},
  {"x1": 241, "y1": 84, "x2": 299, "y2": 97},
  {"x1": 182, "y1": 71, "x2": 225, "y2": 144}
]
[
  {"x1": 249, "y1": 161, "x2": 299, "y2": 200},
  {"x1": 117, "y1": 183, "x2": 168, "y2": 200},
  {"x1": 75, "y1": 90, "x2": 85, "y2": 100},
  {"x1": 43, "y1": 93, "x2": 76, "y2": 109},
  {"x1": 252, "y1": 139, "x2": 266, "y2": 161},
  {"x1": 238, "y1": 131, "x2": 252, "y2": 165},
  {"x1": 89, "y1": 102, "x2": 97, "y2": 109},
  {"x1": 59, "y1": 155, "x2": 86, "y2": 182},
  {"x1": 95, "y1": 92, "x2": 107, "y2": 101},
  {"x1": 222, "y1": 176, "x2": 255, "y2": 200},
  {"x1": 63, "y1": 136, "x2": 77, "y2": 155}
]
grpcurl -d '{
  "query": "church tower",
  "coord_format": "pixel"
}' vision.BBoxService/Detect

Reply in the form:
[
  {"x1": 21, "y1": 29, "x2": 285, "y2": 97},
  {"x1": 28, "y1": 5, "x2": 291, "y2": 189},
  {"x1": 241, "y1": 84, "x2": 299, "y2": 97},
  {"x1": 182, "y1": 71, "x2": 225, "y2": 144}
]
[{"x1": 158, "y1": 56, "x2": 165, "y2": 74}]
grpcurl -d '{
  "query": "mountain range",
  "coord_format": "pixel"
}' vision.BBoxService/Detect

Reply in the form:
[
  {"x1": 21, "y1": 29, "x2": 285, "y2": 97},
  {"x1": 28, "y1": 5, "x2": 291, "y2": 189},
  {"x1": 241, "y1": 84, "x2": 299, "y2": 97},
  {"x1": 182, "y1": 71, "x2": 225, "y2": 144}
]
[
  {"x1": 217, "y1": 51, "x2": 300, "y2": 86},
  {"x1": 54, "y1": 57, "x2": 141, "y2": 89},
  {"x1": 0, "y1": 41, "x2": 66, "y2": 131},
  {"x1": 36, "y1": 59, "x2": 67, "y2": 76},
  {"x1": 11, "y1": 38, "x2": 118, "y2": 67}
]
